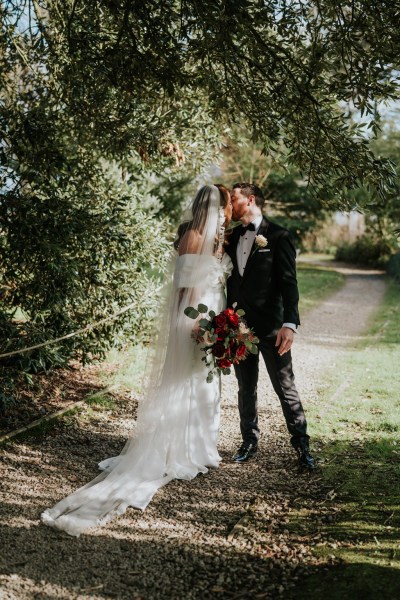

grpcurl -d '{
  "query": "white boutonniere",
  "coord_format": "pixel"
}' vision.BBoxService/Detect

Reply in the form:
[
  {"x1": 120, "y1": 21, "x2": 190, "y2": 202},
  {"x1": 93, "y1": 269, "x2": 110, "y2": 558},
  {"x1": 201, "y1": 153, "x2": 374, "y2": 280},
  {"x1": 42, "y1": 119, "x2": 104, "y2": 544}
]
[{"x1": 255, "y1": 234, "x2": 268, "y2": 248}]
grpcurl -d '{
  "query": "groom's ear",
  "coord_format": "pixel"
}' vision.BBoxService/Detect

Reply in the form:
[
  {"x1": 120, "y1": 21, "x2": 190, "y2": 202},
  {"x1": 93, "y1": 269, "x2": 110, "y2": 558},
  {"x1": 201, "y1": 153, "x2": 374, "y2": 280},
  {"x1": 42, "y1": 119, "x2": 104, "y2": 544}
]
[{"x1": 248, "y1": 194, "x2": 256, "y2": 205}]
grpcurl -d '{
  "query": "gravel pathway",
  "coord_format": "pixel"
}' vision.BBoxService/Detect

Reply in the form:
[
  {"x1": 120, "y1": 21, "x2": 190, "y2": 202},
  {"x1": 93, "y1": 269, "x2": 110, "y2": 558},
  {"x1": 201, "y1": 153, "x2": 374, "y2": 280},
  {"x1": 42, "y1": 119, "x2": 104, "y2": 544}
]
[{"x1": 0, "y1": 263, "x2": 387, "y2": 600}]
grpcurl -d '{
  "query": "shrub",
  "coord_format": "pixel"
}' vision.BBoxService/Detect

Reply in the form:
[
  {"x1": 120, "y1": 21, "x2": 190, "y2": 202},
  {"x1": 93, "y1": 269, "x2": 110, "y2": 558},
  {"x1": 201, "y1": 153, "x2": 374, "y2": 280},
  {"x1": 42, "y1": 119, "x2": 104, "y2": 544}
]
[
  {"x1": 387, "y1": 253, "x2": 400, "y2": 282},
  {"x1": 0, "y1": 157, "x2": 173, "y2": 412},
  {"x1": 335, "y1": 235, "x2": 393, "y2": 267}
]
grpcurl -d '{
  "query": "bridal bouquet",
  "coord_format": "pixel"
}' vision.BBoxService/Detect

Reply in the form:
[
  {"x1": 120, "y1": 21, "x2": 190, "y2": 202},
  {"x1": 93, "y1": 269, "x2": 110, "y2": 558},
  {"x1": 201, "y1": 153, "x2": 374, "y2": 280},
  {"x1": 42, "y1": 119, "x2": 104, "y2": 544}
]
[{"x1": 184, "y1": 303, "x2": 259, "y2": 383}]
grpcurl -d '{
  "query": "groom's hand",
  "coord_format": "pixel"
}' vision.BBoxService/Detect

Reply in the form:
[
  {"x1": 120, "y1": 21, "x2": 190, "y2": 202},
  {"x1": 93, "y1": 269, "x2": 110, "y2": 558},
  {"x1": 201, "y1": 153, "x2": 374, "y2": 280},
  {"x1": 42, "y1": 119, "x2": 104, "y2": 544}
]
[{"x1": 275, "y1": 327, "x2": 294, "y2": 356}]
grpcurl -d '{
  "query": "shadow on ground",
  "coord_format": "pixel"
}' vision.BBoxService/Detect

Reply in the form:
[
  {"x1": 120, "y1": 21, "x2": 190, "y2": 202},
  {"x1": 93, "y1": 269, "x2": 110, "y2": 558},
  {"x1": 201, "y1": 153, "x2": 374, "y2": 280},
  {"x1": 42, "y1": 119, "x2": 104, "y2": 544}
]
[
  {"x1": 1, "y1": 409, "x2": 316, "y2": 599},
  {"x1": 1, "y1": 407, "x2": 399, "y2": 598}
]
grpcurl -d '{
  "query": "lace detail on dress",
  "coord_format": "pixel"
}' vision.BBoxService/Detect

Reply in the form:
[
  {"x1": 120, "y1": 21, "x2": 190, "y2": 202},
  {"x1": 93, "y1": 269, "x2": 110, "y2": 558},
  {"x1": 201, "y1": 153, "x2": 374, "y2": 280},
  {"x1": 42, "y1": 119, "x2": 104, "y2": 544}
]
[{"x1": 215, "y1": 207, "x2": 226, "y2": 261}]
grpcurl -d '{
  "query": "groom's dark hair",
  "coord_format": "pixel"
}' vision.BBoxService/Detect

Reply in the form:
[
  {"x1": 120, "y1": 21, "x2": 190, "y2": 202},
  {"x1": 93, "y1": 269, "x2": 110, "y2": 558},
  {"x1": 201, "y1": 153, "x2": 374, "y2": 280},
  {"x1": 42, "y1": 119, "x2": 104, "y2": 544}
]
[{"x1": 232, "y1": 182, "x2": 265, "y2": 208}]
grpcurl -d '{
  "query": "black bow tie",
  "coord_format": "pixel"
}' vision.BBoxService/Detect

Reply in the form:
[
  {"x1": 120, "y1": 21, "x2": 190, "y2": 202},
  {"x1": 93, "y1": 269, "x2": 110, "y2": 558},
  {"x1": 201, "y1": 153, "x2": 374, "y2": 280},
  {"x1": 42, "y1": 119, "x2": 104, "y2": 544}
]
[{"x1": 240, "y1": 223, "x2": 256, "y2": 236}]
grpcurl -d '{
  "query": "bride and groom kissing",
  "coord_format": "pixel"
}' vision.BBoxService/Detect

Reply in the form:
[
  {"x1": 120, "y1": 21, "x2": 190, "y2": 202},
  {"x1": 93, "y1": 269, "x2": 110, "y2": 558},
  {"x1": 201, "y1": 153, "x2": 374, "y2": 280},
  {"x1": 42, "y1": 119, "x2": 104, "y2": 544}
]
[{"x1": 41, "y1": 182, "x2": 314, "y2": 537}]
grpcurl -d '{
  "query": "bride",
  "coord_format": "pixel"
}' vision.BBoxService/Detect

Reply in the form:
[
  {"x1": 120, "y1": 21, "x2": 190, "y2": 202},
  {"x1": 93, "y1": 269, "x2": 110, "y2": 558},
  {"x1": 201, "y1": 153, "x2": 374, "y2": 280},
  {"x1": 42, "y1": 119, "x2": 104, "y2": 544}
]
[{"x1": 41, "y1": 184, "x2": 233, "y2": 536}]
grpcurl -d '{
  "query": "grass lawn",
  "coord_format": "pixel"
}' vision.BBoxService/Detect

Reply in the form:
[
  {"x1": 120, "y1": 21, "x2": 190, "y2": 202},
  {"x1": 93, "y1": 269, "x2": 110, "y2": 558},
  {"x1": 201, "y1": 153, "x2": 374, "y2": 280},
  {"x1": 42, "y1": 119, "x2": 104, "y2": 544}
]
[
  {"x1": 293, "y1": 279, "x2": 400, "y2": 600},
  {"x1": 297, "y1": 262, "x2": 345, "y2": 314}
]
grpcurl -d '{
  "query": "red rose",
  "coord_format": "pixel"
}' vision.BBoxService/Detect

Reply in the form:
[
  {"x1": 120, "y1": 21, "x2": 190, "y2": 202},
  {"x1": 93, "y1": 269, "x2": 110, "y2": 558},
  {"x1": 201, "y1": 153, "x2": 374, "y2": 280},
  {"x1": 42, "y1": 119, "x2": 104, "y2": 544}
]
[
  {"x1": 215, "y1": 314, "x2": 227, "y2": 328},
  {"x1": 212, "y1": 343, "x2": 225, "y2": 358},
  {"x1": 236, "y1": 344, "x2": 248, "y2": 359},
  {"x1": 227, "y1": 313, "x2": 239, "y2": 328},
  {"x1": 222, "y1": 308, "x2": 239, "y2": 328},
  {"x1": 217, "y1": 358, "x2": 232, "y2": 369}
]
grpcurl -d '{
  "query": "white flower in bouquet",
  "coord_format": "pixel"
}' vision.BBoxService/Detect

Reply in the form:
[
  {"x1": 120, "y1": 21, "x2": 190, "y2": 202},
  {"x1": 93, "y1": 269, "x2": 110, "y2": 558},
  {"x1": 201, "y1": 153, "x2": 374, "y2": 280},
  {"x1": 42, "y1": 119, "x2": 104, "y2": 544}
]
[{"x1": 202, "y1": 330, "x2": 214, "y2": 346}]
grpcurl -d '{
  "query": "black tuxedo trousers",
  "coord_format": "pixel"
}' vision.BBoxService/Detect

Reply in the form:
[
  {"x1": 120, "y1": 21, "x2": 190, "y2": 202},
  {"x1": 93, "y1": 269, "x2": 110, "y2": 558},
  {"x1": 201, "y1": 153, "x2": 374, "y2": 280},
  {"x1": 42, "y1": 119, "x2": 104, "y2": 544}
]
[{"x1": 234, "y1": 334, "x2": 309, "y2": 448}]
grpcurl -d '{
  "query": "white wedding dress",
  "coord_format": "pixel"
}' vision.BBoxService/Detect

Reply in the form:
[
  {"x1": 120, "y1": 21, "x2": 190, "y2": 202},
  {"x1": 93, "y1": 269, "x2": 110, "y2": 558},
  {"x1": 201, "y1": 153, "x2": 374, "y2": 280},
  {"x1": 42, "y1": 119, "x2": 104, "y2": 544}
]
[{"x1": 41, "y1": 252, "x2": 232, "y2": 537}]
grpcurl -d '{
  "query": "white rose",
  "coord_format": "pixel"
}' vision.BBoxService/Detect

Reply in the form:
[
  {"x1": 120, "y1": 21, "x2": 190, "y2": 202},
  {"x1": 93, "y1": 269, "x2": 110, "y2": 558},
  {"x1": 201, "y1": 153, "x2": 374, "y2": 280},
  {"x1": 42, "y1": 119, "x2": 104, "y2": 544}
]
[
  {"x1": 255, "y1": 235, "x2": 268, "y2": 248},
  {"x1": 239, "y1": 321, "x2": 247, "y2": 333},
  {"x1": 202, "y1": 330, "x2": 214, "y2": 346}
]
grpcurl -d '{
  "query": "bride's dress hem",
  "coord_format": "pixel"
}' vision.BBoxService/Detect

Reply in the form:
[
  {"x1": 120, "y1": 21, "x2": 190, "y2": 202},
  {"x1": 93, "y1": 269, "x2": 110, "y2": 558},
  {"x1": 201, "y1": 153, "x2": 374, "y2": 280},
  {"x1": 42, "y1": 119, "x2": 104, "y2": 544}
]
[
  {"x1": 40, "y1": 503, "x2": 133, "y2": 538},
  {"x1": 40, "y1": 455, "x2": 221, "y2": 537}
]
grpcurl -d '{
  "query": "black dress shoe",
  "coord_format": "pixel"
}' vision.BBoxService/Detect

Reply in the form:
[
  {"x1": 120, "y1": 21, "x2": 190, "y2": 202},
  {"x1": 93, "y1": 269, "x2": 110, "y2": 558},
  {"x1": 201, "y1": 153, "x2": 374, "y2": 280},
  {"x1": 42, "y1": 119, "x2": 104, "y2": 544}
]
[
  {"x1": 296, "y1": 447, "x2": 316, "y2": 470},
  {"x1": 233, "y1": 442, "x2": 257, "y2": 463}
]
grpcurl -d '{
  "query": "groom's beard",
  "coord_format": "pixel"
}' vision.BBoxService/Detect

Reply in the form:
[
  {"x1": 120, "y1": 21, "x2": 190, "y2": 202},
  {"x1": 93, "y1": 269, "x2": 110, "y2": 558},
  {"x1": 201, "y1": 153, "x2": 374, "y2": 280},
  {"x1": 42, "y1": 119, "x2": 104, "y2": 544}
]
[{"x1": 232, "y1": 208, "x2": 246, "y2": 221}]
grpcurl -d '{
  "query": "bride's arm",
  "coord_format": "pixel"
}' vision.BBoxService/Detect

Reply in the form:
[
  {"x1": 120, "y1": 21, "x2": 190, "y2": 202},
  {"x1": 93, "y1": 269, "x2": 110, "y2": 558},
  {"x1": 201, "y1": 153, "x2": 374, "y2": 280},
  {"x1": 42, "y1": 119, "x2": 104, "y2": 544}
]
[{"x1": 177, "y1": 230, "x2": 202, "y2": 308}]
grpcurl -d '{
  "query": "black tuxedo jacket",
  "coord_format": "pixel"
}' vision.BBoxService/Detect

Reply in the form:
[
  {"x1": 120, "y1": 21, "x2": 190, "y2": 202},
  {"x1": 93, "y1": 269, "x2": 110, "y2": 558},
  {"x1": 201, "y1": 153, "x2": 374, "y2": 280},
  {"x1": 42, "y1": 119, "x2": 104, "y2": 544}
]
[{"x1": 226, "y1": 217, "x2": 300, "y2": 337}]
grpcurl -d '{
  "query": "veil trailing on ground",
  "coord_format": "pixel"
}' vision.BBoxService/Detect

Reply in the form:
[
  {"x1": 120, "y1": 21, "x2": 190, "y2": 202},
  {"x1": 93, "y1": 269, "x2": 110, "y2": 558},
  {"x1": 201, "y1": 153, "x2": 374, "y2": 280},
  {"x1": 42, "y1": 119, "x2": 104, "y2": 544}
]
[{"x1": 41, "y1": 185, "x2": 230, "y2": 536}]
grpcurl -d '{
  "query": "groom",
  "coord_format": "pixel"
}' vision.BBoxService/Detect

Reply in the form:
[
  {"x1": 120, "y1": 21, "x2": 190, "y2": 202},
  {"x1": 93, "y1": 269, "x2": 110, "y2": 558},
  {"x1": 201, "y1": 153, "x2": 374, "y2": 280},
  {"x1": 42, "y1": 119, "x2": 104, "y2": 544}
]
[{"x1": 226, "y1": 182, "x2": 315, "y2": 470}]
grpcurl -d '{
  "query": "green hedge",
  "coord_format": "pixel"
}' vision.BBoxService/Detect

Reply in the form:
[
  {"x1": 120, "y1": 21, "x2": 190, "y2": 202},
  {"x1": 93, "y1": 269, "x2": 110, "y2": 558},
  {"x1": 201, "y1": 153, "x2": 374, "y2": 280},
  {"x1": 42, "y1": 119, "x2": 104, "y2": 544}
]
[
  {"x1": 335, "y1": 236, "x2": 393, "y2": 267},
  {"x1": 387, "y1": 253, "x2": 400, "y2": 282}
]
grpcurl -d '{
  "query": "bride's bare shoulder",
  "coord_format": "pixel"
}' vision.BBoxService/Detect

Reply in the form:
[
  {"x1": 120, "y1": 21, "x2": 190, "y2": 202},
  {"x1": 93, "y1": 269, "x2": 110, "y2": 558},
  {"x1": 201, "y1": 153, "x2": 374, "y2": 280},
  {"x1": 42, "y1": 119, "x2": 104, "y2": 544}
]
[{"x1": 178, "y1": 230, "x2": 202, "y2": 255}]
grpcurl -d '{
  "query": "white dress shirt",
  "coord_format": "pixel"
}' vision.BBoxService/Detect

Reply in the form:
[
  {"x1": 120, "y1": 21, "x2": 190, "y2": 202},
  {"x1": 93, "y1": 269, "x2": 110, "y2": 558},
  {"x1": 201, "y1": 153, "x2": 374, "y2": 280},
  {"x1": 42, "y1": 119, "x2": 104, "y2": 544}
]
[{"x1": 236, "y1": 215, "x2": 297, "y2": 333}]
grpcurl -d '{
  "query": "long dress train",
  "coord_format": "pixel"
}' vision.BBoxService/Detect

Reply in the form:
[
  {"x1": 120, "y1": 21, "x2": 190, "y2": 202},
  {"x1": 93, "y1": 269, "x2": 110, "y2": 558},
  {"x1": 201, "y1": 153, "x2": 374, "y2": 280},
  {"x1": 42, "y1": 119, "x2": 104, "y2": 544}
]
[{"x1": 41, "y1": 252, "x2": 232, "y2": 536}]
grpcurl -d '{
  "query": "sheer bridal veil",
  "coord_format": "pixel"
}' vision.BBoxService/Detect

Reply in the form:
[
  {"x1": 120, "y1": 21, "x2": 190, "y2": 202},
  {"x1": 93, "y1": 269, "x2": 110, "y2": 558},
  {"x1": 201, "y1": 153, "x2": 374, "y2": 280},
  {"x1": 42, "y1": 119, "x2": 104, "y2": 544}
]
[{"x1": 41, "y1": 185, "x2": 228, "y2": 536}]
